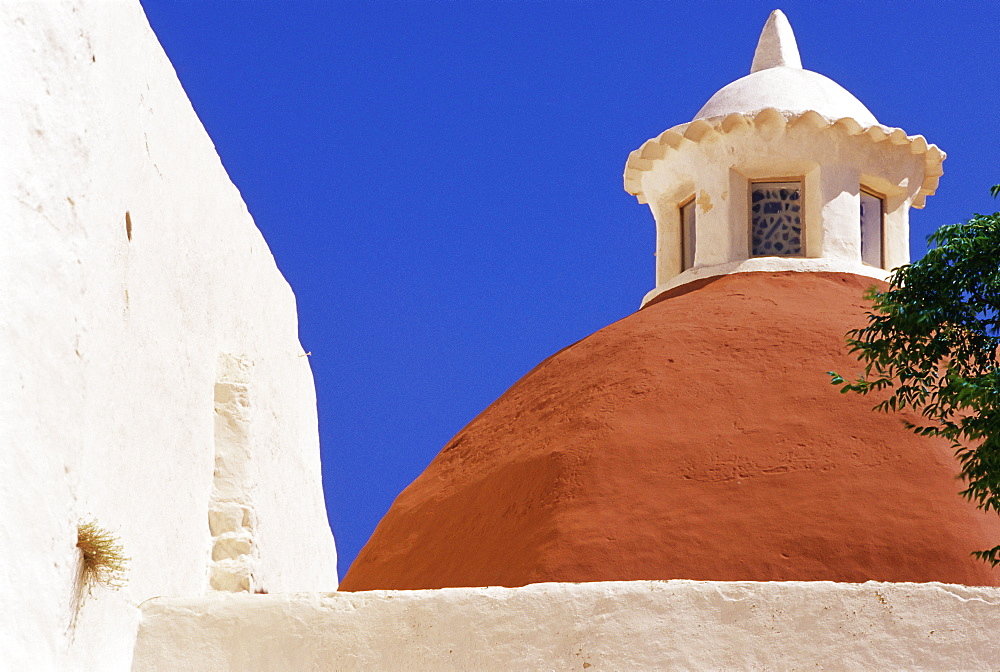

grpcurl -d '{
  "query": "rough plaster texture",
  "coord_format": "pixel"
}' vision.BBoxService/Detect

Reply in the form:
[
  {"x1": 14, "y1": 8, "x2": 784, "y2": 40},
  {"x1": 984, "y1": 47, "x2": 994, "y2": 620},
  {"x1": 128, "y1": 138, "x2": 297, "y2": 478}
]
[
  {"x1": 0, "y1": 2, "x2": 337, "y2": 669},
  {"x1": 343, "y1": 272, "x2": 1000, "y2": 591},
  {"x1": 133, "y1": 580, "x2": 1000, "y2": 671}
]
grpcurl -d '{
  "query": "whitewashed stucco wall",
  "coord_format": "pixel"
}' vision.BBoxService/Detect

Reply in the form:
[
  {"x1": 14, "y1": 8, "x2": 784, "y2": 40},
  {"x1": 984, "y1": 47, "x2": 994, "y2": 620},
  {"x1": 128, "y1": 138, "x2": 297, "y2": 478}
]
[
  {"x1": 133, "y1": 580, "x2": 1000, "y2": 671},
  {"x1": 0, "y1": 2, "x2": 337, "y2": 669}
]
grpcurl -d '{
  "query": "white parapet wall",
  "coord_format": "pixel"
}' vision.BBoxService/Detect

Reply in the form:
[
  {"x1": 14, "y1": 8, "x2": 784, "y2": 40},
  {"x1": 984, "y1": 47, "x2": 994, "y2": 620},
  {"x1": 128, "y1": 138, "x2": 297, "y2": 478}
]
[
  {"x1": 133, "y1": 580, "x2": 1000, "y2": 671},
  {"x1": 0, "y1": 2, "x2": 337, "y2": 669}
]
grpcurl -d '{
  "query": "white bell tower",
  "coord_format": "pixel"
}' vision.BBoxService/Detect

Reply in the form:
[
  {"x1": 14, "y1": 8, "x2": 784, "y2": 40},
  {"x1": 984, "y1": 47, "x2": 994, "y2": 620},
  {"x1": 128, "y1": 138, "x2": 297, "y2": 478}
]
[{"x1": 624, "y1": 10, "x2": 945, "y2": 306}]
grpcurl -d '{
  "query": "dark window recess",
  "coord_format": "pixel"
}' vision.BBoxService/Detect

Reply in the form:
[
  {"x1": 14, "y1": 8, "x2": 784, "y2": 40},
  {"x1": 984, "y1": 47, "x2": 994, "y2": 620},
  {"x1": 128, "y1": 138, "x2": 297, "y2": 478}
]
[
  {"x1": 860, "y1": 190, "x2": 884, "y2": 268},
  {"x1": 751, "y1": 182, "x2": 802, "y2": 256},
  {"x1": 680, "y1": 198, "x2": 696, "y2": 270}
]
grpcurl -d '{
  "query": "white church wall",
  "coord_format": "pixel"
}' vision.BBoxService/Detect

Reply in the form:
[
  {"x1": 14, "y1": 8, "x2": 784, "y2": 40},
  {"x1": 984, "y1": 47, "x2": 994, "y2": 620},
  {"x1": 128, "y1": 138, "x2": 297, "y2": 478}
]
[
  {"x1": 0, "y1": 2, "x2": 337, "y2": 669},
  {"x1": 133, "y1": 580, "x2": 1000, "y2": 671}
]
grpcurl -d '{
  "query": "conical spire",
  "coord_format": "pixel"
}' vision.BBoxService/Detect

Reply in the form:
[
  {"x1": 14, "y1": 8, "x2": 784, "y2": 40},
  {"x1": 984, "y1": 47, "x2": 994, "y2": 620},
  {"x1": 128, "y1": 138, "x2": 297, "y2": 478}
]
[{"x1": 750, "y1": 10, "x2": 802, "y2": 73}]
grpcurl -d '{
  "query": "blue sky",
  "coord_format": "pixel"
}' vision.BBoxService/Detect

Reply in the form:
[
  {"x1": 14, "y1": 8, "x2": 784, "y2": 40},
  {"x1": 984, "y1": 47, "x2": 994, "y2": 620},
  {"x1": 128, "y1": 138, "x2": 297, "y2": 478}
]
[{"x1": 141, "y1": 1, "x2": 999, "y2": 580}]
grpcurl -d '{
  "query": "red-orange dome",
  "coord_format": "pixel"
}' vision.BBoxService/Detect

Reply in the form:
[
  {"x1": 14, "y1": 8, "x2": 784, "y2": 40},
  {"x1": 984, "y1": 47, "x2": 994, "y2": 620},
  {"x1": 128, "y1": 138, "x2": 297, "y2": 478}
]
[{"x1": 341, "y1": 272, "x2": 1000, "y2": 590}]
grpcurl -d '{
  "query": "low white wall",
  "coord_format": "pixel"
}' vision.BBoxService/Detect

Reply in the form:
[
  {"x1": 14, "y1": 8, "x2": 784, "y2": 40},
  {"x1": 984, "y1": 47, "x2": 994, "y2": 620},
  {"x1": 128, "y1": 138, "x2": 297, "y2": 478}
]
[
  {"x1": 0, "y1": 2, "x2": 337, "y2": 669},
  {"x1": 133, "y1": 580, "x2": 1000, "y2": 671}
]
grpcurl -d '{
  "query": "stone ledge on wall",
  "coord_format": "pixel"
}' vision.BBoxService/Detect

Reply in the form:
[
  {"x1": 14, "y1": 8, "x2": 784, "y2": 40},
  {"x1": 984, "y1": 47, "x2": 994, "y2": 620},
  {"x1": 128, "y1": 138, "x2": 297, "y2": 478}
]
[{"x1": 132, "y1": 580, "x2": 1000, "y2": 671}]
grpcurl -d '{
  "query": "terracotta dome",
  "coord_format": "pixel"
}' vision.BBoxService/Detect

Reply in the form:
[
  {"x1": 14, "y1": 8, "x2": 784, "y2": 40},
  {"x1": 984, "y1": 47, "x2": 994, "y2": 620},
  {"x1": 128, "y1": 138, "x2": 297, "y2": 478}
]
[{"x1": 342, "y1": 272, "x2": 1000, "y2": 590}]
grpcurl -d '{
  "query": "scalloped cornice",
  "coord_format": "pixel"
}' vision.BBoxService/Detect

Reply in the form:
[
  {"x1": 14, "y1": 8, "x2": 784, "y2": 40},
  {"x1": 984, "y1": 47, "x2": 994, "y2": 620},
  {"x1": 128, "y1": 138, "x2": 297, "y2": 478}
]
[{"x1": 623, "y1": 109, "x2": 945, "y2": 208}]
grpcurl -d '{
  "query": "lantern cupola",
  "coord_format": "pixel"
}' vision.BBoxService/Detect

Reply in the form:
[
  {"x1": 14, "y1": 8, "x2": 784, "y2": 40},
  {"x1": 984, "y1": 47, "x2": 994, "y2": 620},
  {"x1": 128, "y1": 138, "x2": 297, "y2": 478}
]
[{"x1": 624, "y1": 10, "x2": 945, "y2": 306}]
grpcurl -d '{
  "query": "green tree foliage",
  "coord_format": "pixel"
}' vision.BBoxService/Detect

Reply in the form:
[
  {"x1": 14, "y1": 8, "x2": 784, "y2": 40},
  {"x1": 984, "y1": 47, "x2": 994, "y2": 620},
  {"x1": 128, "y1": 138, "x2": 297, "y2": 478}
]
[{"x1": 830, "y1": 187, "x2": 1000, "y2": 565}]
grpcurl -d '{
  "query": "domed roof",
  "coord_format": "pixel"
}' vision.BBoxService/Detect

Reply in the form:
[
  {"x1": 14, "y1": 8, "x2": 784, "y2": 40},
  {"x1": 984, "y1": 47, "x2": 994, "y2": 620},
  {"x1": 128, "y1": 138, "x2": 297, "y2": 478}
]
[
  {"x1": 342, "y1": 272, "x2": 1000, "y2": 590},
  {"x1": 694, "y1": 10, "x2": 878, "y2": 125},
  {"x1": 695, "y1": 67, "x2": 878, "y2": 125}
]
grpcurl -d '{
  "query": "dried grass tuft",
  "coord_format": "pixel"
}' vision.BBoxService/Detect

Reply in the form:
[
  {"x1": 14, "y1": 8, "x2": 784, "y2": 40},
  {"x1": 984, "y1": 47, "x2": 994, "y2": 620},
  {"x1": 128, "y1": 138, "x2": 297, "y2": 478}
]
[{"x1": 77, "y1": 519, "x2": 129, "y2": 591}]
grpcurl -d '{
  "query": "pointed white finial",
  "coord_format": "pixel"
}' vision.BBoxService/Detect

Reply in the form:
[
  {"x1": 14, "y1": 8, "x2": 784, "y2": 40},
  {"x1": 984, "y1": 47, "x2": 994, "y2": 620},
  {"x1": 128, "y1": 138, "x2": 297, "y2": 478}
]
[{"x1": 750, "y1": 10, "x2": 802, "y2": 73}]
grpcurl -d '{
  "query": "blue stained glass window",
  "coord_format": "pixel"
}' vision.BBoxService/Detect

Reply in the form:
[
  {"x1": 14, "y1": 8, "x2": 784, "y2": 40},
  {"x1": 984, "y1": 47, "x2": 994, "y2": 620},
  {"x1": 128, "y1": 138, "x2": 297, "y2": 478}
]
[{"x1": 751, "y1": 181, "x2": 802, "y2": 256}]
